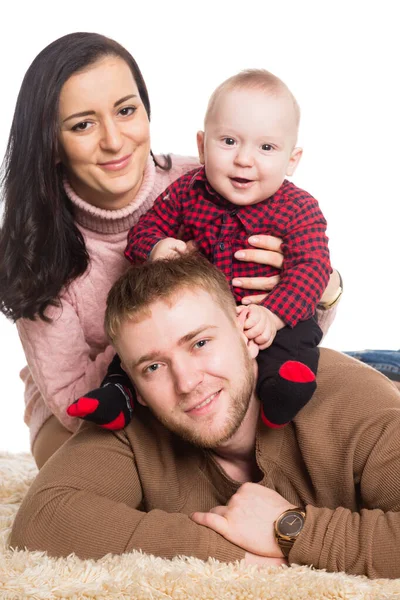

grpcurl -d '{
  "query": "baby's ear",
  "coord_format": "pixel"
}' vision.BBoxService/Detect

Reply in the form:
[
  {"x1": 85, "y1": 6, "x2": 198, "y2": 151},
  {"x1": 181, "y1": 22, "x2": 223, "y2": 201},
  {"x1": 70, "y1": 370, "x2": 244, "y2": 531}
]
[
  {"x1": 286, "y1": 146, "x2": 303, "y2": 176},
  {"x1": 196, "y1": 131, "x2": 205, "y2": 164}
]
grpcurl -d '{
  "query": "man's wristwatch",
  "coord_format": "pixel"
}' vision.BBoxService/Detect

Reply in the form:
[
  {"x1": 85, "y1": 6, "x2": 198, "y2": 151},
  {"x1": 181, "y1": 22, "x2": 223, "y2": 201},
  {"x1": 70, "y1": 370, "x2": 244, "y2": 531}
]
[
  {"x1": 317, "y1": 270, "x2": 343, "y2": 310},
  {"x1": 274, "y1": 507, "x2": 306, "y2": 558}
]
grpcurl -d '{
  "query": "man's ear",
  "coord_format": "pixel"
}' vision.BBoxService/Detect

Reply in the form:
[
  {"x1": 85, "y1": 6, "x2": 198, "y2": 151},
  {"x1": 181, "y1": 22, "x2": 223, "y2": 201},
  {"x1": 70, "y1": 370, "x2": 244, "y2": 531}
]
[
  {"x1": 121, "y1": 362, "x2": 147, "y2": 406},
  {"x1": 286, "y1": 146, "x2": 303, "y2": 177},
  {"x1": 196, "y1": 131, "x2": 205, "y2": 164},
  {"x1": 135, "y1": 391, "x2": 147, "y2": 407}
]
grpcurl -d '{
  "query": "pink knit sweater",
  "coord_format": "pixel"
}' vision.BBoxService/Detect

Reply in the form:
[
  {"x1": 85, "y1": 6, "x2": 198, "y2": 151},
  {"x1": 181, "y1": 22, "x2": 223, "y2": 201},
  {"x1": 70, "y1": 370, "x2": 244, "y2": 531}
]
[
  {"x1": 17, "y1": 153, "x2": 337, "y2": 447},
  {"x1": 17, "y1": 154, "x2": 199, "y2": 446}
]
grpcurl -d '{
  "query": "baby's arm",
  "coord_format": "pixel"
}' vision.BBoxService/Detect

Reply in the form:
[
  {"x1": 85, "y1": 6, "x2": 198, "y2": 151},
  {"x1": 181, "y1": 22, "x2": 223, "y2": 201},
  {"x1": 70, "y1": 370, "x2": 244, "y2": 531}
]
[
  {"x1": 150, "y1": 238, "x2": 188, "y2": 260},
  {"x1": 237, "y1": 304, "x2": 284, "y2": 350},
  {"x1": 258, "y1": 196, "x2": 331, "y2": 328},
  {"x1": 125, "y1": 170, "x2": 197, "y2": 264}
]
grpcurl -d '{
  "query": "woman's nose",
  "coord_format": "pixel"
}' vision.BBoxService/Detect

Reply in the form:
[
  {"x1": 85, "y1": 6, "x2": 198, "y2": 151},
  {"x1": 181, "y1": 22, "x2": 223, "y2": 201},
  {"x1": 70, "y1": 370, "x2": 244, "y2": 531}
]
[{"x1": 99, "y1": 119, "x2": 123, "y2": 152}]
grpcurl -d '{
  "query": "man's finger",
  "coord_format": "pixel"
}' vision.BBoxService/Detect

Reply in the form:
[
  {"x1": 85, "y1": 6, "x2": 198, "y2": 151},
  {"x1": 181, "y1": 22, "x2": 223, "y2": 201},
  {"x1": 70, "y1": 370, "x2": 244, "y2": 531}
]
[{"x1": 190, "y1": 511, "x2": 228, "y2": 535}]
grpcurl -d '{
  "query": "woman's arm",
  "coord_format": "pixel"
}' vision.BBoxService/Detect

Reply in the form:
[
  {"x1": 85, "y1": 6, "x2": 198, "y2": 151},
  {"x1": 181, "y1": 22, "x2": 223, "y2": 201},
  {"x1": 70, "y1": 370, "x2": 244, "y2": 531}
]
[
  {"x1": 233, "y1": 235, "x2": 342, "y2": 337},
  {"x1": 17, "y1": 299, "x2": 115, "y2": 431}
]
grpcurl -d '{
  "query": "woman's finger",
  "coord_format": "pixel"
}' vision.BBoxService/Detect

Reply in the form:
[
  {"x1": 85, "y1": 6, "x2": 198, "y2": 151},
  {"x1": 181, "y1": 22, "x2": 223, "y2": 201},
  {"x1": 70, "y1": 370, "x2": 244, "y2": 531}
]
[
  {"x1": 234, "y1": 249, "x2": 283, "y2": 268},
  {"x1": 232, "y1": 275, "x2": 280, "y2": 291},
  {"x1": 242, "y1": 294, "x2": 268, "y2": 305},
  {"x1": 247, "y1": 234, "x2": 283, "y2": 252}
]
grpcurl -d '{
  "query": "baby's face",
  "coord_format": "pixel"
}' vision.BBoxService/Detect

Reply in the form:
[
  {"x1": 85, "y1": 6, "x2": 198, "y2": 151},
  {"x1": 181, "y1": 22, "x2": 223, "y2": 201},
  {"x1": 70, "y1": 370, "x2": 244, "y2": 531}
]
[{"x1": 197, "y1": 87, "x2": 302, "y2": 206}]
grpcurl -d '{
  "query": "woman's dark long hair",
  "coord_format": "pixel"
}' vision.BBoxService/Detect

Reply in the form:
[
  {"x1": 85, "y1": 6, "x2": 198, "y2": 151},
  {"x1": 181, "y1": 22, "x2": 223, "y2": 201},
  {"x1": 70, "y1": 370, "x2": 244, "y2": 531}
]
[{"x1": 0, "y1": 32, "x2": 170, "y2": 322}]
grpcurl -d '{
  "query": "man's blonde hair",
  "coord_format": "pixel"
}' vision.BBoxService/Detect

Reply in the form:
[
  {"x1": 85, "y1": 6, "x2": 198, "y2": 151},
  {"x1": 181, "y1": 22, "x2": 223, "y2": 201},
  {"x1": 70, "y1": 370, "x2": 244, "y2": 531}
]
[
  {"x1": 205, "y1": 68, "x2": 300, "y2": 130},
  {"x1": 105, "y1": 253, "x2": 238, "y2": 343}
]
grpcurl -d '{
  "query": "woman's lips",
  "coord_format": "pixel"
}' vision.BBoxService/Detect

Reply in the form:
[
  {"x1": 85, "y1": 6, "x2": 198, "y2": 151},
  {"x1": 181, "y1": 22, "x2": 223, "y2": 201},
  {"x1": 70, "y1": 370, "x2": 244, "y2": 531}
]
[{"x1": 98, "y1": 154, "x2": 131, "y2": 171}]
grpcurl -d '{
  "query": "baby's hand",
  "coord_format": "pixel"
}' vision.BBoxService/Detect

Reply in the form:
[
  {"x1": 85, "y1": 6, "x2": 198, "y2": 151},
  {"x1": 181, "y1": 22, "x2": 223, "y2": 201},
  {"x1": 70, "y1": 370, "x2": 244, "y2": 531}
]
[
  {"x1": 150, "y1": 238, "x2": 188, "y2": 261},
  {"x1": 236, "y1": 305, "x2": 284, "y2": 350}
]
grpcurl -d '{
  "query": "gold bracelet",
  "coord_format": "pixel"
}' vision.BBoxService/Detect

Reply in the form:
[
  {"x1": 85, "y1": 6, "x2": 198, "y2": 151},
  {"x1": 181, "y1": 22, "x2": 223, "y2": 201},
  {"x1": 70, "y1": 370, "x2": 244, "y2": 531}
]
[{"x1": 317, "y1": 270, "x2": 343, "y2": 310}]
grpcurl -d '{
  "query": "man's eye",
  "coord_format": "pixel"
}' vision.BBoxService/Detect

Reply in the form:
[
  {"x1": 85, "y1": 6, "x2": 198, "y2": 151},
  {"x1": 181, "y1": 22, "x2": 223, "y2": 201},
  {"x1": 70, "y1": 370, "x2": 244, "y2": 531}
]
[
  {"x1": 261, "y1": 143, "x2": 273, "y2": 151},
  {"x1": 119, "y1": 106, "x2": 136, "y2": 117},
  {"x1": 223, "y1": 137, "x2": 235, "y2": 146},
  {"x1": 72, "y1": 121, "x2": 91, "y2": 132},
  {"x1": 146, "y1": 363, "x2": 160, "y2": 373}
]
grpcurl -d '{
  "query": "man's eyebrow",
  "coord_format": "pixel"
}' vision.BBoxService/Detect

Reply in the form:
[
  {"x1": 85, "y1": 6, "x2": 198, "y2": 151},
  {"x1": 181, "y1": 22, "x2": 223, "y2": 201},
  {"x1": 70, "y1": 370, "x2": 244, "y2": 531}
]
[
  {"x1": 132, "y1": 325, "x2": 217, "y2": 369},
  {"x1": 62, "y1": 94, "x2": 137, "y2": 123}
]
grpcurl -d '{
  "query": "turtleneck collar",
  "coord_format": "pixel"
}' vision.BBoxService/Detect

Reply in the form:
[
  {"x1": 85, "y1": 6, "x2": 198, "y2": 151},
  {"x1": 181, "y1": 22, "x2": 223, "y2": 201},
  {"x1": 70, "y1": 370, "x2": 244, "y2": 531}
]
[{"x1": 63, "y1": 155, "x2": 156, "y2": 235}]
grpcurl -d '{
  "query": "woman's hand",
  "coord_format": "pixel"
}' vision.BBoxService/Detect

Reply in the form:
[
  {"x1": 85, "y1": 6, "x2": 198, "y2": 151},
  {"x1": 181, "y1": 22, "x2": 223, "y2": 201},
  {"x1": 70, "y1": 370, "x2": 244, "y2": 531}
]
[
  {"x1": 233, "y1": 235, "x2": 283, "y2": 305},
  {"x1": 234, "y1": 234, "x2": 340, "y2": 307}
]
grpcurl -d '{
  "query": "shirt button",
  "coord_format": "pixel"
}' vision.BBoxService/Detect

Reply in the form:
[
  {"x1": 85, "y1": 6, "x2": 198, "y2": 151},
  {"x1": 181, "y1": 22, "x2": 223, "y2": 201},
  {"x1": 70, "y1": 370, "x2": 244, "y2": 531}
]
[
  {"x1": 230, "y1": 209, "x2": 237, "y2": 216},
  {"x1": 219, "y1": 242, "x2": 225, "y2": 251}
]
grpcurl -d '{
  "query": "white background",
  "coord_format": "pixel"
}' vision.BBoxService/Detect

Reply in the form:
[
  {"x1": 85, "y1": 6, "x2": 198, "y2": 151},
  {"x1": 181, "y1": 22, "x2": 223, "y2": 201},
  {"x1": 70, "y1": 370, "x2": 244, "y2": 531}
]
[{"x1": 0, "y1": 1, "x2": 399, "y2": 453}]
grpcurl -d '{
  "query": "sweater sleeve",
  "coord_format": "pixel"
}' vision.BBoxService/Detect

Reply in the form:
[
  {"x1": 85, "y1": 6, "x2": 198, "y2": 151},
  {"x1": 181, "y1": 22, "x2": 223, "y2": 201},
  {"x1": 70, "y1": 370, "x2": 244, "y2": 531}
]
[
  {"x1": 10, "y1": 424, "x2": 244, "y2": 563},
  {"x1": 17, "y1": 298, "x2": 116, "y2": 432},
  {"x1": 290, "y1": 379, "x2": 400, "y2": 578}
]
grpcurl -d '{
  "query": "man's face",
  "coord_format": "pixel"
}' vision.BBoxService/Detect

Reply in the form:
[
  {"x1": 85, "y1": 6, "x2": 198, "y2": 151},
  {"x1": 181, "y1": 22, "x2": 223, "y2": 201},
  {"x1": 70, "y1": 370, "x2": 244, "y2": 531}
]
[{"x1": 116, "y1": 288, "x2": 257, "y2": 448}]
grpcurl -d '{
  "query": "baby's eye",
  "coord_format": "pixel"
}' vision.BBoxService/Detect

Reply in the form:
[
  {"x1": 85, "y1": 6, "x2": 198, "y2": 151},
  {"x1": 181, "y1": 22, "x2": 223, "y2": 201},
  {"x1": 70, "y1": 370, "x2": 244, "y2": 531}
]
[
  {"x1": 72, "y1": 121, "x2": 92, "y2": 132},
  {"x1": 261, "y1": 143, "x2": 273, "y2": 151},
  {"x1": 223, "y1": 137, "x2": 236, "y2": 146},
  {"x1": 119, "y1": 106, "x2": 136, "y2": 117},
  {"x1": 194, "y1": 339, "x2": 208, "y2": 349}
]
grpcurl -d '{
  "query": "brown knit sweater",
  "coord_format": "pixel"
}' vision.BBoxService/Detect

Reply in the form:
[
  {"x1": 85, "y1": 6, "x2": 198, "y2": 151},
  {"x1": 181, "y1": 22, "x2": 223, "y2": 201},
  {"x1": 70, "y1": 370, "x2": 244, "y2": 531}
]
[{"x1": 10, "y1": 349, "x2": 400, "y2": 578}]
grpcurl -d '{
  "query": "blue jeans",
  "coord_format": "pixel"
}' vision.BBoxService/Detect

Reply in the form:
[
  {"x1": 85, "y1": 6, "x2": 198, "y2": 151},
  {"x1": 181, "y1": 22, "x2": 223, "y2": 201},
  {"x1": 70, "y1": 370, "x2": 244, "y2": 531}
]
[{"x1": 344, "y1": 350, "x2": 400, "y2": 382}]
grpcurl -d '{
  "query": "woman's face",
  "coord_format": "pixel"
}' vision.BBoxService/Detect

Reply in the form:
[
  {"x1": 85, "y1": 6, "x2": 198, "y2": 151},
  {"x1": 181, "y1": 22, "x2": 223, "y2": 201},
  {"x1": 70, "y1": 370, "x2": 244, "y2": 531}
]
[{"x1": 59, "y1": 56, "x2": 150, "y2": 210}]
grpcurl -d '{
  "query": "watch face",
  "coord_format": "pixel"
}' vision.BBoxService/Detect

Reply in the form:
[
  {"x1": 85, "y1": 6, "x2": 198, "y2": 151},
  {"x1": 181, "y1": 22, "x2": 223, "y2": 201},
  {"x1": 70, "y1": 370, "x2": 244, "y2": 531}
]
[{"x1": 278, "y1": 511, "x2": 305, "y2": 536}]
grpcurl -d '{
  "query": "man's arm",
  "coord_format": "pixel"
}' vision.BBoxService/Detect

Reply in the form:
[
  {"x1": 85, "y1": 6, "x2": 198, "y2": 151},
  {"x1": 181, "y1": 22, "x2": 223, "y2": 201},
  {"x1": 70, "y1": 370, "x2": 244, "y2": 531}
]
[
  {"x1": 192, "y1": 366, "x2": 400, "y2": 579},
  {"x1": 10, "y1": 423, "x2": 243, "y2": 563}
]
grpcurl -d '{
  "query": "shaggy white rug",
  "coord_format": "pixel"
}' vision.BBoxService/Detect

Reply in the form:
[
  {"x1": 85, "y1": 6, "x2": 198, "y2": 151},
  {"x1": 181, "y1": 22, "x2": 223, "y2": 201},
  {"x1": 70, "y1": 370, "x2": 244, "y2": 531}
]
[{"x1": 1, "y1": 453, "x2": 399, "y2": 599}]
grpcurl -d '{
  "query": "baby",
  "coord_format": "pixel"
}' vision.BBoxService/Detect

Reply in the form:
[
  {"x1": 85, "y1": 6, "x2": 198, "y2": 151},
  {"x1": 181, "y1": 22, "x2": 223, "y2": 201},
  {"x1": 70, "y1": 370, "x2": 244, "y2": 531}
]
[{"x1": 68, "y1": 69, "x2": 331, "y2": 429}]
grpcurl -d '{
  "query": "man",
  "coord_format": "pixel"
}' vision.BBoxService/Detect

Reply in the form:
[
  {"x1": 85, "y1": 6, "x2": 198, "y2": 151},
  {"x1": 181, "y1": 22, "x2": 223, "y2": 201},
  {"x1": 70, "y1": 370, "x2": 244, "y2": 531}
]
[{"x1": 10, "y1": 255, "x2": 400, "y2": 578}]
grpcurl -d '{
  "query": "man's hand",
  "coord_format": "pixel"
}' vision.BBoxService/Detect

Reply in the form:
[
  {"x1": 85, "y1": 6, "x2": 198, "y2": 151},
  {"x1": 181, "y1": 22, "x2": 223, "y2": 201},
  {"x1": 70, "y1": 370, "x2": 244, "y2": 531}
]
[
  {"x1": 191, "y1": 483, "x2": 295, "y2": 557},
  {"x1": 236, "y1": 305, "x2": 285, "y2": 350},
  {"x1": 244, "y1": 552, "x2": 288, "y2": 567},
  {"x1": 150, "y1": 237, "x2": 188, "y2": 261}
]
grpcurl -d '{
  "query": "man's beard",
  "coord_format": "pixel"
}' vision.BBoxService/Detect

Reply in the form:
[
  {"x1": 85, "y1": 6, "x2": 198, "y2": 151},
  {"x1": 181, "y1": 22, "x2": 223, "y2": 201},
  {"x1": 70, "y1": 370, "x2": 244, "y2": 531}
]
[{"x1": 147, "y1": 339, "x2": 256, "y2": 449}]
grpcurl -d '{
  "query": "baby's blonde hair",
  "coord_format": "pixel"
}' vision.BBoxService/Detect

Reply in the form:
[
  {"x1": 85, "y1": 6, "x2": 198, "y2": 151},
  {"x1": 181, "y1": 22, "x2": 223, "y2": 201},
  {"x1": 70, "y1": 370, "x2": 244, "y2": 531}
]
[{"x1": 204, "y1": 68, "x2": 300, "y2": 131}]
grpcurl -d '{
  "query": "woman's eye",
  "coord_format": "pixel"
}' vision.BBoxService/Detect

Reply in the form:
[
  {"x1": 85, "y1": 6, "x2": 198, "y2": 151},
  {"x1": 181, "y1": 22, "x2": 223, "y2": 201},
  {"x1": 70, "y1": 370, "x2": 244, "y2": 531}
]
[
  {"x1": 261, "y1": 143, "x2": 273, "y2": 151},
  {"x1": 71, "y1": 121, "x2": 92, "y2": 132},
  {"x1": 223, "y1": 137, "x2": 235, "y2": 146},
  {"x1": 119, "y1": 106, "x2": 136, "y2": 117}
]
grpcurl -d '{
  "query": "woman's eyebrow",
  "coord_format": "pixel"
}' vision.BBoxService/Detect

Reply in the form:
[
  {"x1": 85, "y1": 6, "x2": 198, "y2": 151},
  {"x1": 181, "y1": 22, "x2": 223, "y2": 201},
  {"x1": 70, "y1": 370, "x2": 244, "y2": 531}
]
[{"x1": 63, "y1": 94, "x2": 138, "y2": 123}]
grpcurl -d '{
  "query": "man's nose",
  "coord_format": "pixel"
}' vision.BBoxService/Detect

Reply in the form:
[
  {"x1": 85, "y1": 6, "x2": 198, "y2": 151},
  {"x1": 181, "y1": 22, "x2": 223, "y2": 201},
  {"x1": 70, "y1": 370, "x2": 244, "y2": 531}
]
[
  {"x1": 99, "y1": 118, "x2": 123, "y2": 152},
  {"x1": 172, "y1": 359, "x2": 203, "y2": 396}
]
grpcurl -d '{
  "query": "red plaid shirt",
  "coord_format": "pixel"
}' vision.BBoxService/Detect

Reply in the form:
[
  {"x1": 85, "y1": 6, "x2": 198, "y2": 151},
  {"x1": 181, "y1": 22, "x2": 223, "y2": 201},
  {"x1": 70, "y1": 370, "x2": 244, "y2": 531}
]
[{"x1": 125, "y1": 167, "x2": 331, "y2": 327}]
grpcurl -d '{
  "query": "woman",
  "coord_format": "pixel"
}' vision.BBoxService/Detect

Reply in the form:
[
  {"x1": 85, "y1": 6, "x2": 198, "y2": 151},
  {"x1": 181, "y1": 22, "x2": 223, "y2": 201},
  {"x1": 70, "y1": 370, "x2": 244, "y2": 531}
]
[{"x1": 0, "y1": 33, "x2": 340, "y2": 468}]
